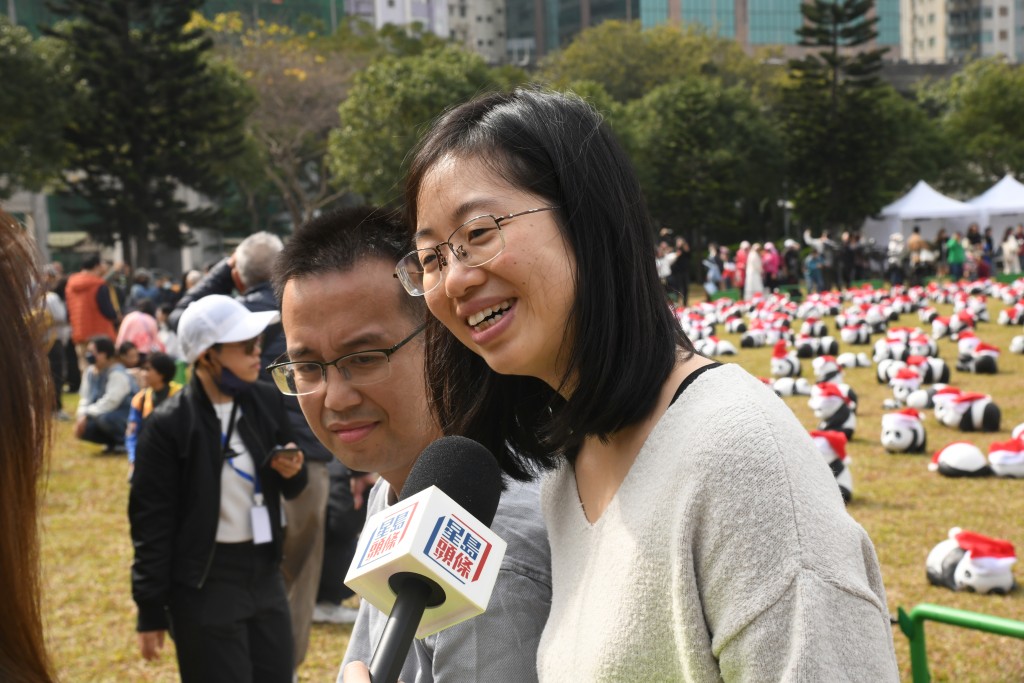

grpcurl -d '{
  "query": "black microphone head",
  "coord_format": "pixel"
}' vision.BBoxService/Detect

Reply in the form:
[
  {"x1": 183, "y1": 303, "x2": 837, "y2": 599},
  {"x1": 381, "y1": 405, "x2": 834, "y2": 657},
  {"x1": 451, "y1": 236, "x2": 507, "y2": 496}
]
[{"x1": 399, "y1": 436, "x2": 503, "y2": 526}]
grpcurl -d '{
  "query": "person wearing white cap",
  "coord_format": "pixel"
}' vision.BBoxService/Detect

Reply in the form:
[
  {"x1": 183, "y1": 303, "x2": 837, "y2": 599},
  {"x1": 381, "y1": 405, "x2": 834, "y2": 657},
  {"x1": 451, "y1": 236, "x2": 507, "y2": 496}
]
[{"x1": 128, "y1": 294, "x2": 308, "y2": 682}]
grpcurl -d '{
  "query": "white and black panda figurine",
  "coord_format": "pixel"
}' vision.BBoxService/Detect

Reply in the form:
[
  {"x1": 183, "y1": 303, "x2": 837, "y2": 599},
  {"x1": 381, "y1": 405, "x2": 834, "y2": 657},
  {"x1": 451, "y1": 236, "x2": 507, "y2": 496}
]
[
  {"x1": 905, "y1": 383, "x2": 948, "y2": 411},
  {"x1": 938, "y1": 392, "x2": 1002, "y2": 432},
  {"x1": 929, "y1": 442, "x2": 992, "y2": 477},
  {"x1": 809, "y1": 429, "x2": 853, "y2": 503},
  {"x1": 724, "y1": 317, "x2": 747, "y2": 334},
  {"x1": 694, "y1": 336, "x2": 737, "y2": 357},
  {"x1": 1011, "y1": 335, "x2": 1024, "y2": 354},
  {"x1": 812, "y1": 355, "x2": 843, "y2": 384},
  {"x1": 997, "y1": 302, "x2": 1024, "y2": 326},
  {"x1": 770, "y1": 340, "x2": 802, "y2": 378},
  {"x1": 988, "y1": 438, "x2": 1024, "y2": 478},
  {"x1": 906, "y1": 355, "x2": 950, "y2": 385},
  {"x1": 800, "y1": 318, "x2": 828, "y2": 337},
  {"x1": 836, "y1": 351, "x2": 871, "y2": 369},
  {"x1": 795, "y1": 334, "x2": 839, "y2": 359},
  {"x1": 839, "y1": 323, "x2": 872, "y2": 345},
  {"x1": 876, "y1": 358, "x2": 907, "y2": 385},
  {"x1": 956, "y1": 342, "x2": 1000, "y2": 374},
  {"x1": 884, "y1": 367, "x2": 921, "y2": 409},
  {"x1": 880, "y1": 408, "x2": 927, "y2": 454},
  {"x1": 740, "y1": 324, "x2": 768, "y2": 348},
  {"x1": 768, "y1": 376, "x2": 812, "y2": 397},
  {"x1": 926, "y1": 527, "x2": 1016, "y2": 595},
  {"x1": 809, "y1": 382, "x2": 857, "y2": 439}
]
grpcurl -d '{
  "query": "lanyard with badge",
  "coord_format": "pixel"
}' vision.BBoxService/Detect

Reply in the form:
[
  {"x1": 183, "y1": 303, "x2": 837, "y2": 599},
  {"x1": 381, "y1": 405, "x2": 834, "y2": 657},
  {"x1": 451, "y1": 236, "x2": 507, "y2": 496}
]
[{"x1": 222, "y1": 400, "x2": 273, "y2": 545}]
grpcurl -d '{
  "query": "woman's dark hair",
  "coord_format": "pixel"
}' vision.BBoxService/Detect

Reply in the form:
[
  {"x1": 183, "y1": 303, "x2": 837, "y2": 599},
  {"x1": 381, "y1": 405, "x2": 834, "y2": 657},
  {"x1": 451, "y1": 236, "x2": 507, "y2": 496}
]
[
  {"x1": 0, "y1": 211, "x2": 55, "y2": 682},
  {"x1": 135, "y1": 298, "x2": 155, "y2": 317},
  {"x1": 146, "y1": 352, "x2": 177, "y2": 385},
  {"x1": 404, "y1": 87, "x2": 693, "y2": 475}
]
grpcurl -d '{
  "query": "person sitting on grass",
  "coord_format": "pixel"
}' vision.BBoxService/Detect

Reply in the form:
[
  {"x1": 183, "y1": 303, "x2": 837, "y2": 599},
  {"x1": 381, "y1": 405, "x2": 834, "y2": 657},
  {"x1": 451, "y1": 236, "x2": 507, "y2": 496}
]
[
  {"x1": 75, "y1": 335, "x2": 138, "y2": 454},
  {"x1": 125, "y1": 352, "x2": 181, "y2": 480}
]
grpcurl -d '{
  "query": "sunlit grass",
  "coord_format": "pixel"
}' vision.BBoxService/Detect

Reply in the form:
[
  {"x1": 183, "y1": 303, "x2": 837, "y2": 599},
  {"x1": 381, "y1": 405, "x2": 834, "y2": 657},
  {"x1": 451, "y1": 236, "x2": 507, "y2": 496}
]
[{"x1": 40, "y1": 292, "x2": 1024, "y2": 681}]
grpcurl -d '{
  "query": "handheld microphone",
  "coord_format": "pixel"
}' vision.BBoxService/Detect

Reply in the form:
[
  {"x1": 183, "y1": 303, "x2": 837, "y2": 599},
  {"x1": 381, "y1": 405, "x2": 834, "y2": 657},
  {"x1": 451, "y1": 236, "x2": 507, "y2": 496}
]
[{"x1": 344, "y1": 436, "x2": 506, "y2": 683}]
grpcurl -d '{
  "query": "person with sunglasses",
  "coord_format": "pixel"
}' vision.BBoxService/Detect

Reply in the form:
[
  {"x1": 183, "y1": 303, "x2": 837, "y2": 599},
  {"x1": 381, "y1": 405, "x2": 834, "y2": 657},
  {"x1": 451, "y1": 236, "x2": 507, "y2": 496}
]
[
  {"x1": 129, "y1": 294, "x2": 307, "y2": 682},
  {"x1": 359, "y1": 89, "x2": 898, "y2": 682}
]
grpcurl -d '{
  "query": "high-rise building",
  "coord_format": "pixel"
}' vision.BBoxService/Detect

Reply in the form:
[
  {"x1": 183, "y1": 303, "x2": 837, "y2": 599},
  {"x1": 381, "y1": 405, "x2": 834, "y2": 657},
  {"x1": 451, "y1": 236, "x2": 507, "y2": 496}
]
[
  {"x1": 902, "y1": 0, "x2": 1023, "y2": 63},
  {"x1": 508, "y1": 0, "x2": 900, "y2": 65}
]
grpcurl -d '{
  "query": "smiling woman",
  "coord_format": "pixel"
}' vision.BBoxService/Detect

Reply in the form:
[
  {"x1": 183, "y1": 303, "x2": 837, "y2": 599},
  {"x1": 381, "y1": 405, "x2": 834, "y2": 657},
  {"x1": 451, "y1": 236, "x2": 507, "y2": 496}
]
[
  {"x1": 391, "y1": 88, "x2": 901, "y2": 682},
  {"x1": 0, "y1": 210, "x2": 56, "y2": 683}
]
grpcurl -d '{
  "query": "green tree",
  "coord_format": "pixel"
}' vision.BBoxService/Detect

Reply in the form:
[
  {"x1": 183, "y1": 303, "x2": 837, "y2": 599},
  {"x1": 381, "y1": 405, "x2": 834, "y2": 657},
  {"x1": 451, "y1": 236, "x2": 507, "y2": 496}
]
[
  {"x1": 327, "y1": 46, "x2": 520, "y2": 206},
  {"x1": 918, "y1": 58, "x2": 1024, "y2": 194},
  {"x1": 0, "y1": 16, "x2": 69, "y2": 198},
  {"x1": 195, "y1": 12, "x2": 362, "y2": 230},
  {"x1": 783, "y1": 0, "x2": 895, "y2": 229},
  {"x1": 541, "y1": 21, "x2": 784, "y2": 105},
  {"x1": 44, "y1": 0, "x2": 251, "y2": 267},
  {"x1": 622, "y1": 78, "x2": 784, "y2": 243}
]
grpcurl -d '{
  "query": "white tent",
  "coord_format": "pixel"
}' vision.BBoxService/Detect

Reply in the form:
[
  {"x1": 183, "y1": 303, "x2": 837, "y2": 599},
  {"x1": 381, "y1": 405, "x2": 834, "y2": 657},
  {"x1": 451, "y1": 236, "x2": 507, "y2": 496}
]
[
  {"x1": 968, "y1": 174, "x2": 1024, "y2": 234},
  {"x1": 861, "y1": 180, "x2": 980, "y2": 246}
]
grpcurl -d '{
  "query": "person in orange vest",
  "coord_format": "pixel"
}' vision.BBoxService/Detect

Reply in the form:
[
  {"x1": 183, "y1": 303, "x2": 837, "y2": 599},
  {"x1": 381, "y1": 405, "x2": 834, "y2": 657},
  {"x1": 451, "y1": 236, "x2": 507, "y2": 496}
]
[{"x1": 65, "y1": 255, "x2": 119, "y2": 375}]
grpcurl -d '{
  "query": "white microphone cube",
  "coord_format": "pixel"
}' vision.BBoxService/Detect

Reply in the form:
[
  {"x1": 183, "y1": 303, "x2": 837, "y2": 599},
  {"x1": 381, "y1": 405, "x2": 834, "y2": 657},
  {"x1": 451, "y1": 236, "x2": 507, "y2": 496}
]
[{"x1": 345, "y1": 485, "x2": 507, "y2": 638}]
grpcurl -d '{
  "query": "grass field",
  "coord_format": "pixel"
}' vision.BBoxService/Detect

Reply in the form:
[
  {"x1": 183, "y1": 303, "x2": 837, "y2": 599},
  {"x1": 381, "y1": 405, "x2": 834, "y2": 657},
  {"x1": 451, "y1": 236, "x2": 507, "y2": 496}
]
[{"x1": 41, "y1": 293, "x2": 1024, "y2": 681}]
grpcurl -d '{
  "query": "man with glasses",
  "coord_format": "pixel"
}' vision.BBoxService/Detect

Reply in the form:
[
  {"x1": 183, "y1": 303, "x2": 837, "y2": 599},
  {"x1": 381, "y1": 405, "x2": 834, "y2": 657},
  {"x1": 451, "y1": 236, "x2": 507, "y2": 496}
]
[{"x1": 271, "y1": 205, "x2": 551, "y2": 682}]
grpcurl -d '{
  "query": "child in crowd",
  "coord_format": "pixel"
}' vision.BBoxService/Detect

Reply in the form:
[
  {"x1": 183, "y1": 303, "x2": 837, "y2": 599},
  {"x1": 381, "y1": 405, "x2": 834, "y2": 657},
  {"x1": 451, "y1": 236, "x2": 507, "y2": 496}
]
[{"x1": 125, "y1": 352, "x2": 182, "y2": 480}]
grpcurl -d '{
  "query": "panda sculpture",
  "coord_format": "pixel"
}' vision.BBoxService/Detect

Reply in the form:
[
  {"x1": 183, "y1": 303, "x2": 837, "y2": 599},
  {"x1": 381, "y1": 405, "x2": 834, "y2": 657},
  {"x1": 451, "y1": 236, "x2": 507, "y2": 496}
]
[
  {"x1": 769, "y1": 376, "x2": 812, "y2": 397},
  {"x1": 836, "y1": 352, "x2": 871, "y2": 369},
  {"x1": 937, "y1": 392, "x2": 1001, "y2": 432},
  {"x1": 799, "y1": 318, "x2": 828, "y2": 338},
  {"x1": 795, "y1": 334, "x2": 840, "y2": 359},
  {"x1": 876, "y1": 358, "x2": 907, "y2": 385},
  {"x1": 724, "y1": 317, "x2": 747, "y2": 334},
  {"x1": 929, "y1": 442, "x2": 992, "y2": 477},
  {"x1": 1011, "y1": 335, "x2": 1024, "y2": 354},
  {"x1": 839, "y1": 323, "x2": 872, "y2": 345},
  {"x1": 883, "y1": 367, "x2": 921, "y2": 409},
  {"x1": 988, "y1": 438, "x2": 1024, "y2": 478},
  {"x1": 997, "y1": 302, "x2": 1024, "y2": 326},
  {"x1": 770, "y1": 341, "x2": 802, "y2": 378},
  {"x1": 880, "y1": 408, "x2": 927, "y2": 453},
  {"x1": 956, "y1": 342, "x2": 1000, "y2": 374},
  {"x1": 694, "y1": 336, "x2": 737, "y2": 357},
  {"x1": 905, "y1": 355, "x2": 950, "y2": 385},
  {"x1": 811, "y1": 355, "x2": 843, "y2": 384},
  {"x1": 808, "y1": 382, "x2": 857, "y2": 439},
  {"x1": 926, "y1": 527, "x2": 1016, "y2": 595},
  {"x1": 808, "y1": 430, "x2": 853, "y2": 503}
]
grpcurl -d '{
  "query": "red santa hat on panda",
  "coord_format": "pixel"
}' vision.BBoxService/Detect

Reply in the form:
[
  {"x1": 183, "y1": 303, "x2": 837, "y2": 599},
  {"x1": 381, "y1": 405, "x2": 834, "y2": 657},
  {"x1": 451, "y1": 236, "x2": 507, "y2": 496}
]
[
  {"x1": 772, "y1": 340, "x2": 790, "y2": 359},
  {"x1": 927, "y1": 527, "x2": 1017, "y2": 594},
  {"x1": 809, "y1": 429, "x2": 848, "y2": 462},
  {"x1": 890, "y1": 367, "x2": 921, "y2": 392}
]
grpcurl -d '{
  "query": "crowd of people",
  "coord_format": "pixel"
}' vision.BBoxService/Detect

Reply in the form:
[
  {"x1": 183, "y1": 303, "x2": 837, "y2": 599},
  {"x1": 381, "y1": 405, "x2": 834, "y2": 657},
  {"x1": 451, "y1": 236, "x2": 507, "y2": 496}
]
[{"x1": 659, "y1": 222, "x2": 1024, "y2": 306}]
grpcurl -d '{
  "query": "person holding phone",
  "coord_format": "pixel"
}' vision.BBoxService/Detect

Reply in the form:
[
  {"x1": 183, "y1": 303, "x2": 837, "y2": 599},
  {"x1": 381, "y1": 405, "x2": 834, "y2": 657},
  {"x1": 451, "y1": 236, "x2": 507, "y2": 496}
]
[{"x1": 129, "y1": 294, "x2": 307, "y2": 683}]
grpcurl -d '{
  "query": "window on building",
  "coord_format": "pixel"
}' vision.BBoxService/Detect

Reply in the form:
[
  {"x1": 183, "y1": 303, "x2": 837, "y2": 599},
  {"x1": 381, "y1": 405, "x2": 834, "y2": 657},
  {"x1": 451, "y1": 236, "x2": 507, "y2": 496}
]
[
  {"x1": 1000, "y1": 29, "x2": 1008, "y2": 39},
  {"x1": 459, "y1": 6, "x2": 465, "y2": 16},
  {"x1": 929, "y1": 36, "x2": 936, "y2": 46},
  {"x1": 450, "y1": 29, "x2": 456, "y2": 38},
  {"x1": 486, "y1": 15, "x2": 492, "y2": 21},
  {"x1": 983, "y1": 7, "x2": 993, "y2": 17},
  {"x1": 477, "y1": 39, "x2": 483, "y2": 45},
  {"x1": 496, "y1": 6, "x2": 502, "y2": 12},
  {"x1": 928, "y1": 13, "x2": 935, "y2": 23},
  {"x1": 1000, "y1": 5, "x2": 1009, "y2": 16},
  {"x1": 982, "y1": 30, "x2": 994, "y2": 42},
  {"x1": 498, "y1": 30, "x2": 504, "y2": 37},
  {"x1": 487, "y1": 39, "x2": 493, "y2": 45},
  {"x1": 476, "y1": 15, "x2": 482, "y2": 21}
]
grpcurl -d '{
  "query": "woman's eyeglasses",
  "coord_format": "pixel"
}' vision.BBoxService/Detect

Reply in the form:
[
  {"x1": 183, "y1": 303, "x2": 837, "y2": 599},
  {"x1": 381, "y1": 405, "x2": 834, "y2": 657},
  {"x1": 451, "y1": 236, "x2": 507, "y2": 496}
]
[{"x1": 394, "y1": 207, "x2": 558, "y2": 296}]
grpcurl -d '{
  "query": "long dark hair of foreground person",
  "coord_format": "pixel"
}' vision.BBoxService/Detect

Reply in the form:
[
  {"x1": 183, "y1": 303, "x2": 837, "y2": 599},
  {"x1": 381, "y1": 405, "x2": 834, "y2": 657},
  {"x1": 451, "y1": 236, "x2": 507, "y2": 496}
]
[{"x1": 0, "y1": 210, "x2": 55, "y2": 682}]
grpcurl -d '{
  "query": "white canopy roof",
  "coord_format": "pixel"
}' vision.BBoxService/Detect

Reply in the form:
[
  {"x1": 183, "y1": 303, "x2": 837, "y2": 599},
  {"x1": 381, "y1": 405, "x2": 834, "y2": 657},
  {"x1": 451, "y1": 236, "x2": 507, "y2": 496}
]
[
  {"x1": 968, "y1": 174, "x2": 1024, "y2": 215},
  {"x1": 880, "y1": 180, "x2": 978, "y2": 219},
  {"x1": 861, "y1": 181, "x2": 980, "y2": 245}
]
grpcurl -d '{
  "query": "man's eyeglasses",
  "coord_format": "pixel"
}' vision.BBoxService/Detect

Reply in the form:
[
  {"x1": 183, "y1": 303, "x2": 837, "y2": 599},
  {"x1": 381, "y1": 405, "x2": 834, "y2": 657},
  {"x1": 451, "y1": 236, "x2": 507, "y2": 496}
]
[
  {"x1": 394, "y1": 206, "x2": 558, "y2": 296},
  {"x1": 266, "y1": 324, "x2": 426, "y2": 396}
]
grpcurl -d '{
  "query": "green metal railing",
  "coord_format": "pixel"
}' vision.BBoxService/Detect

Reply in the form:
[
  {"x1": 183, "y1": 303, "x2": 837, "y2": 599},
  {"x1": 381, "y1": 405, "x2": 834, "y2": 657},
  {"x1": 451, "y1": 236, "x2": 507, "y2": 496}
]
[{"x1": 897, "y1": 603, "x2": 1024, "y2": 682}]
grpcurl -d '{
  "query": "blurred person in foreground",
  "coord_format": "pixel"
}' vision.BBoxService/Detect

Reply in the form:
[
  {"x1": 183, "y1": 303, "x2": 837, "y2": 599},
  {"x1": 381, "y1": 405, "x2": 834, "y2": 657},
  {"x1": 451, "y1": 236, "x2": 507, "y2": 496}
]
[
  {"x1": 129, "y1": 295, "x2": 306, "y2": 682},
  {"x1": 270, "y1": 206, "x2": 551, "y2": 682},
  {"x1": 0, "y1": 209, "x2": 56, "y2": 682}
]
